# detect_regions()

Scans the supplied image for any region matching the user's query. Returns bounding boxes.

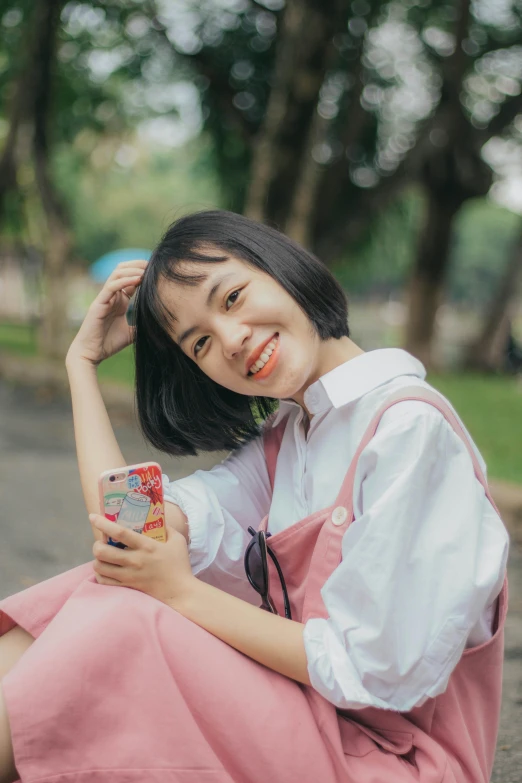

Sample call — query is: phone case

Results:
[98,462,167,548]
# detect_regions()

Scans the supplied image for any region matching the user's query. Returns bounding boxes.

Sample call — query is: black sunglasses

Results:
[244,526,292,620]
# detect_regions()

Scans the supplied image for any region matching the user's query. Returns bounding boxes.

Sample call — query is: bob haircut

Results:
[134,210,350,456]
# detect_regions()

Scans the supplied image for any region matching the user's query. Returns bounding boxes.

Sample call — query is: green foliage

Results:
[53,136,222,263]
[449,200,522,305]
[331,189,521,307]
[331,186,422,296]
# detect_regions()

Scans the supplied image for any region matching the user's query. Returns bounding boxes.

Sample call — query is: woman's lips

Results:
[249,335,280,381]
[245,332,278,375]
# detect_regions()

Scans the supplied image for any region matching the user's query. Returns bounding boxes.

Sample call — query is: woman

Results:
[0,210,509,782]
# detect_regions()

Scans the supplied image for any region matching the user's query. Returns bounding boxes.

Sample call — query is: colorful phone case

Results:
[98,462,167,548]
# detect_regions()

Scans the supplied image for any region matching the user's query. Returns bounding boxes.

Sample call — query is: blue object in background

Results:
[89,248,152,283]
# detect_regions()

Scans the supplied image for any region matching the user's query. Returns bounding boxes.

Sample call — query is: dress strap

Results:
[301,384,503,623]
[263,413,288,493]
[335,384,500,519]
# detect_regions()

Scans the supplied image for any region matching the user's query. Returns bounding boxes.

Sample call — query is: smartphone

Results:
[98,461,167,549]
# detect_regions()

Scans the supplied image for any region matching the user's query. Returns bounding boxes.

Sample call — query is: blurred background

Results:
[0,1,522,774]
[1,0,521,480]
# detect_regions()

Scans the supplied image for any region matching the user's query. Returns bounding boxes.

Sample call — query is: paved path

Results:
[0,380,520,780]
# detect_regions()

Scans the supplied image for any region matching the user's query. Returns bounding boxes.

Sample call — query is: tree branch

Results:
[481,92,522,142]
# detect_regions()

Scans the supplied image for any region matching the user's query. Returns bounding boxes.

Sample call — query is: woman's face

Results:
[158,255,325,403]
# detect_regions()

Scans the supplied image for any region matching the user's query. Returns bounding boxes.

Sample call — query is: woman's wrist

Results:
[164,574,199,615]
[65,352,99,375]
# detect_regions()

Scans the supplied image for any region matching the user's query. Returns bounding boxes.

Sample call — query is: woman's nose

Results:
[220,323,251,359]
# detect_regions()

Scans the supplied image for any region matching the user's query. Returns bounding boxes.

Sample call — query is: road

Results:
[0,379,520,780]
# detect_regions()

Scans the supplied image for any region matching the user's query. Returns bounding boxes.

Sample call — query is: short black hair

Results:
[134,210,350,456]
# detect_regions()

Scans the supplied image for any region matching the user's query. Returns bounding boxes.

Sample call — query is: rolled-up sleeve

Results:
[303,404,509,712]
[162,435,271,602]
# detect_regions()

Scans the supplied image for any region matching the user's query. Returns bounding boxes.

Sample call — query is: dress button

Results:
[331,506,348,526]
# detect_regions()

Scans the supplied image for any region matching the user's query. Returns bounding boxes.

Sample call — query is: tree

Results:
[162,0,522,368]
[463,222,522,372]
[0,0,153,356]
[401,0,522,367]
[0,0,73,358]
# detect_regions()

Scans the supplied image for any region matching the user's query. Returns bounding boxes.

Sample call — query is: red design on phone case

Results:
[99,462,166,546]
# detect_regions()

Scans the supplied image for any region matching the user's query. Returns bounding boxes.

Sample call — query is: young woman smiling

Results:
[0,211,509,783]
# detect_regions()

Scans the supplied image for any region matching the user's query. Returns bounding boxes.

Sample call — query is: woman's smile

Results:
[247,334,280,379]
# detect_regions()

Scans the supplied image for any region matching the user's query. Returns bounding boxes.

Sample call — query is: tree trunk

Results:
[403,0,489,369]
[0,4,37,222]
[244,0,304,222]
[284,103,329,247]
[31,0,72,359]
[404,193,460,369]
[463,224,522,372]
[284,36,339,247]
[245,0,346,228]
[0,0,70,359]
[38,218,71,357]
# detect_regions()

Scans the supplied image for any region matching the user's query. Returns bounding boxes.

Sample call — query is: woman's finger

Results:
[96,275,143,306]
[104,262,148,284]
[93,560,124,581]
[108,267,146,282]
[114,259,149,269]
[89,514,151,551]
[94,572,122,587]
[92,540,130,565]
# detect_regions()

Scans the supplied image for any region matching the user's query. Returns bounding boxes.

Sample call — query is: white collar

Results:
[271,348,426,425]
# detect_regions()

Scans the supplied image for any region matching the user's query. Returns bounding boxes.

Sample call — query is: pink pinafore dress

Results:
[0,386,507,783]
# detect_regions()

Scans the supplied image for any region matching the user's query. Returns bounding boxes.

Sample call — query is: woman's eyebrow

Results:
[177,272,236,348]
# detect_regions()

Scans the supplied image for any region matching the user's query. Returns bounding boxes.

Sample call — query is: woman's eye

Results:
[226,290,241,309]
[194,336,208,356]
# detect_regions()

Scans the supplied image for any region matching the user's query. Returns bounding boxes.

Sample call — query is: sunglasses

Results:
[244,526,292,620]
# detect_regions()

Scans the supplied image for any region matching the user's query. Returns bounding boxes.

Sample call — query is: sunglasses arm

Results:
[267,547,292,620]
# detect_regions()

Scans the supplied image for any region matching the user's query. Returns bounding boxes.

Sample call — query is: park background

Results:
[0,0,521,778]
[0,0,522,485]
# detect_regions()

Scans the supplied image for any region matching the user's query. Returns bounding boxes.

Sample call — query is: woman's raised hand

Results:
[66,259,148,367]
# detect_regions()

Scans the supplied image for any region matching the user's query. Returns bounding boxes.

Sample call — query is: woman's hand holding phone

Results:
[93,462,192,602]
[89,514,194,604]
[66,258,148,368]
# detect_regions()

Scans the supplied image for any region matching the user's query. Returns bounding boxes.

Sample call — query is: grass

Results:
[0,321,135,385]
[0,321,39,357]
[427,372,522,486]
[97,346,136,386]
[0,321,520,484]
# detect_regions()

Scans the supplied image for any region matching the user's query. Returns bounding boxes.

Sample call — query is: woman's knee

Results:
[0,626,34,681]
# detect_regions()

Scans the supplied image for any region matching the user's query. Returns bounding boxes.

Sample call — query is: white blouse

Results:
[162,348,509,712]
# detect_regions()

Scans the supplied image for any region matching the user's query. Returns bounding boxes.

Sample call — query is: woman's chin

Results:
[259,374,309,403]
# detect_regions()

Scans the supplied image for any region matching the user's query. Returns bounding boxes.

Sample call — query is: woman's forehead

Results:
[156,256,261,329]
[158,257,256,300]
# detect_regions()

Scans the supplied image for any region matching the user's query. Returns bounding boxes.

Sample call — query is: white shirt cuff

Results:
[162,473,219,574]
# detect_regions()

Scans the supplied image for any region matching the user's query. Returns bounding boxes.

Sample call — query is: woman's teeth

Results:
[249,336,278,375]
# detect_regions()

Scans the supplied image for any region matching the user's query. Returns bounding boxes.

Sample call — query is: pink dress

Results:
[0,385,507,782]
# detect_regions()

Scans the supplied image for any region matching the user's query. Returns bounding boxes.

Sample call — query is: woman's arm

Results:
[173,579,311,685]
[66,357,125,520]
[91,513,310,685]
[65,259,189,544]
[66,357,189,544]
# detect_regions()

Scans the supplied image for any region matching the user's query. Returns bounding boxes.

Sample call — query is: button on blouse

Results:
[162,348,509,712]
